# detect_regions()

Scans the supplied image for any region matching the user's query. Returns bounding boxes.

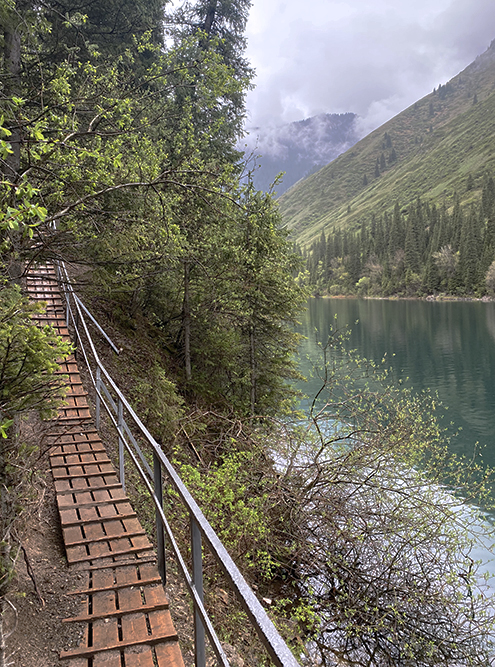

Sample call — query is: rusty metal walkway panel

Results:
[26,265,185,667]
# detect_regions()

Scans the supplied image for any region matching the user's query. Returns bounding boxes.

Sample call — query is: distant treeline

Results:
[302,173,495,297]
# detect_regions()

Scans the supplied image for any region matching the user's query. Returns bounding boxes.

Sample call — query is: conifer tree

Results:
[169,0,254,160]
[334,228,343,258]
[404,207,421,273]
[482,174,495,217]
[460,205,482,292]
[388,202,403,259]
[450,194,464,250]
[423,254,440,293]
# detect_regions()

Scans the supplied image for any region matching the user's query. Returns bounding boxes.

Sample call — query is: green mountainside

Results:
[280,39,495,248]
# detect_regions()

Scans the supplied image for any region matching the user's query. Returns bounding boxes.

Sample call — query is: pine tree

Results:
[317,229,327,266]
[388,202,403,258]
[345,236,361,287]
[482,175,495,217]
[479,205,495,286]
[450,194,464,250]
[169,0,254,159]
[334,228,343,258]
[459,205,481,292]
[374,215,386,258]
[423,255,440,293]
[404,207,421,273]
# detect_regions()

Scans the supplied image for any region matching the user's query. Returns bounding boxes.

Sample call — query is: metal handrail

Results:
[55,263,300,667]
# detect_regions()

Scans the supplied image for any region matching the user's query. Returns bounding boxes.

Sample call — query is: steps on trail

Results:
[26,266,185,667]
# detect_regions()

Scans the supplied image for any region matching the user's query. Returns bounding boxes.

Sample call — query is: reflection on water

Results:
[296,297,495,467]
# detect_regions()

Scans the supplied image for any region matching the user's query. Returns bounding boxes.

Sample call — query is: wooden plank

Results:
[155,642,186,667]
[28,267,185,667]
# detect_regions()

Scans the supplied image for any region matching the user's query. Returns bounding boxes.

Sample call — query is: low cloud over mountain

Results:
[242,112,359,195]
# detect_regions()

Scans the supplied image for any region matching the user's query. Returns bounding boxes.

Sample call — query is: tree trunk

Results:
[203,0,217,37]
[250,326,256,415]
[183,260,192,382]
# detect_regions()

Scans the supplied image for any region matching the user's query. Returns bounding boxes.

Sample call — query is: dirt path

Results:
[6,453,85,667]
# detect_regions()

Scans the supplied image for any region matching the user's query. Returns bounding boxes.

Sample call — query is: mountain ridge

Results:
[243,112,359,195]
[280,39,495,247]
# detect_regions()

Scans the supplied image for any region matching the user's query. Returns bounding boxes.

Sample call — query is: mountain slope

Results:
[243,113,358,195]
[280,40,495,247]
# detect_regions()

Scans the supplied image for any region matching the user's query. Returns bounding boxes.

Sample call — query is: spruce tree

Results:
[388,202,403,259]
[169,0,254,160]
[451,194,464,250]
[404,207,421,273]
[459,205,480,292]
[30,0,166,62]
[482,175,495,217]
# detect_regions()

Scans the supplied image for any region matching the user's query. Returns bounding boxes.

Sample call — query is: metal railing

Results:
[55,263,300,667]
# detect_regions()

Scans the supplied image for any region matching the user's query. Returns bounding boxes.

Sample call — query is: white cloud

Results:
[244,0,495,132]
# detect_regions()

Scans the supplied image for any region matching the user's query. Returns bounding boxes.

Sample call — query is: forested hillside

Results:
[281,40,495,296]
[0,0,307,658]
[303,175,495,297]
[3,3,495,666]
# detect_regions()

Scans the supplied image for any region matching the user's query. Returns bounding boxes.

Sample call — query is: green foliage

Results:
[31,0,167,61]
[277,327,495,666]
[130,362,184,445]
[3,8,495,666]
[0,284,72,622]
[0,2,305,416]
[177,447,277,575]
[304,181,495,297]
[0,287,72,422]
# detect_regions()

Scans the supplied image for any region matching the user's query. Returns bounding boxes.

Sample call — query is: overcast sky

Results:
[244,0,495,135]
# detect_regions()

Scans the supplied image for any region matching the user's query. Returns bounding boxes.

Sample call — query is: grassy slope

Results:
[280,41,495,247]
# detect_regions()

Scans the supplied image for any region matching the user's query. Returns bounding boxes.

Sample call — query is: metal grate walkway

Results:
[26,265,185,667]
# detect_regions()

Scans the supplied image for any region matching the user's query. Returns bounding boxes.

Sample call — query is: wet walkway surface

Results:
[26,265,185,667]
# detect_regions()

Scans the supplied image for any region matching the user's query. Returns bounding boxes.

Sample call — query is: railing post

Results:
[154,451,166,584]
[95,366,101,431]
[118,398,125,493]
[64,291,70,328]
[74,310,79,360]
[191,517,206,667]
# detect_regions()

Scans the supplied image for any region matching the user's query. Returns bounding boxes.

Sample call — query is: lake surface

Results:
[296,297,495,469]
[295,297,495,616]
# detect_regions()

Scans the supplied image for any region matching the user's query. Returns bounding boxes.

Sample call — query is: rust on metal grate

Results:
[26,266,185,667]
